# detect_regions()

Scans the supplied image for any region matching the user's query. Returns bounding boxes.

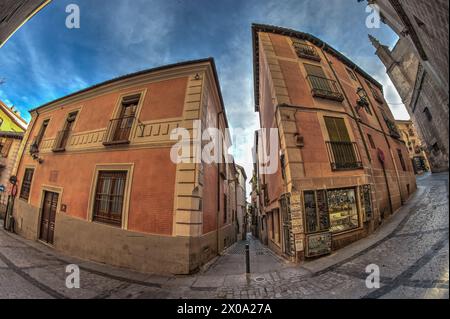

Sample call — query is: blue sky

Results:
[0,0,409,180]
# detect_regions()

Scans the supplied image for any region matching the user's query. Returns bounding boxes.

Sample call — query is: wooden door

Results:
[39,191,59,244]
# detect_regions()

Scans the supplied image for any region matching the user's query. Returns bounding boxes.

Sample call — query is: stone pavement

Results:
[0,172,448,299]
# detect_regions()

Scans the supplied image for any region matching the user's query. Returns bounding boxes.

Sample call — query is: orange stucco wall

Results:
[28,77,189,138]
[18,141,177,236]
[256,30,416,217]
[17,76,189,236]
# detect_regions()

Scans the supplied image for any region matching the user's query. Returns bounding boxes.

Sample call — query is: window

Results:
[367,134,376,149]
[324,116,362,170]
[20,168,34,200]
[0,138,13,157]
[328,188,359,233]
[304,190,330,233]
[35,119,50,148]
[293,39,321,61]
[365,80,384,104]
[93,171,127,226]
[346,68,357,81]
[397,149,407,171]
[104,94,140,145]
[304,64,344,102]
[423,107,432,121]
[53,111,78,151]
[304,188,359,234]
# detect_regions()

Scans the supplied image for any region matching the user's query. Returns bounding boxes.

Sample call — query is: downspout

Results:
[234,168,238,240]
[216,111,223,255]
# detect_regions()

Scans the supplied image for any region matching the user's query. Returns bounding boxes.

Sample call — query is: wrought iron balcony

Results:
[294,43,321,61]
[307,75,345,102]
[52,129,72,152]
[384,118,401,139]
[326,141,363,171]
[103,115,136,146]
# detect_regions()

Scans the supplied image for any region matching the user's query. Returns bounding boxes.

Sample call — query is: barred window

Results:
[20,168,34,200]
[93,171,127,226]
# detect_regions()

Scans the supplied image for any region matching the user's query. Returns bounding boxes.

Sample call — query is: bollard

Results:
[245,243,250,274]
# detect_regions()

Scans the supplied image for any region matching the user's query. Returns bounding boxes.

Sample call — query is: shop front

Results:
[303,185,373,258]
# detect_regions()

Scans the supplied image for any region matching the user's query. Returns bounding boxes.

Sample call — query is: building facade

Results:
[250,130,268,245]
[252,24,416,262]
[0,0,51,48]
[235,164,247,240]
[0,101,27,215]
[396,119,429,174]
[367,0,449,172]
[10,58,239,275]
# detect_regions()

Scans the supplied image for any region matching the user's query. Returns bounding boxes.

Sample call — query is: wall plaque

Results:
[306,232,332,257]
[295,236,304,252]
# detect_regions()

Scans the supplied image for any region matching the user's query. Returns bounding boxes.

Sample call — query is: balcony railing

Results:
[307,75,345,102]
[384,118,401,139]
[103,116,136,146]
[52,129,72,152]
[326,141,363,171]
[294,43,321,61]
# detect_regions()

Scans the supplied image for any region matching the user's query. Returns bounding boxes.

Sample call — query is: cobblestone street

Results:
[0,173,448,299]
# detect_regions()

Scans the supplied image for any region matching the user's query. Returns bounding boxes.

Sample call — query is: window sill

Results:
[52,148,66,153]
[297,52,321,62]
[330,164,364,171]
[92,219,122,228]
[103,140,130,146]
[311,89,345,102]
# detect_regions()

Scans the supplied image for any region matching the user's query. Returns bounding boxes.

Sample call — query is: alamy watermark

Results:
[365,3,381,29]
[66,4,80,29]
[169,120,280,175]
[65,264,80,289]
[365,264,380,289]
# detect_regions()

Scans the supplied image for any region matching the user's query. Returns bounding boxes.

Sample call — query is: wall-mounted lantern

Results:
[29,142,44,164]
[356,87,369,112]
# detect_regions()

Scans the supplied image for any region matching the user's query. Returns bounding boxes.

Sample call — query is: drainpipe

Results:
[234,166,238,241]
[216,111,223,255]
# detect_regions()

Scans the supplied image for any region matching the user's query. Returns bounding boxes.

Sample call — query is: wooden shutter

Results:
[304,64,325,77]
[36,119,49,147]
[324,116,351,142]
[1,139,13,157]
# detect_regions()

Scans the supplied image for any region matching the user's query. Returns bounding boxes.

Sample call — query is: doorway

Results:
[39,191,59,245]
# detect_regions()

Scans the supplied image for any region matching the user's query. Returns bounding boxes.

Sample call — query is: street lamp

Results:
[356,87,369,112]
